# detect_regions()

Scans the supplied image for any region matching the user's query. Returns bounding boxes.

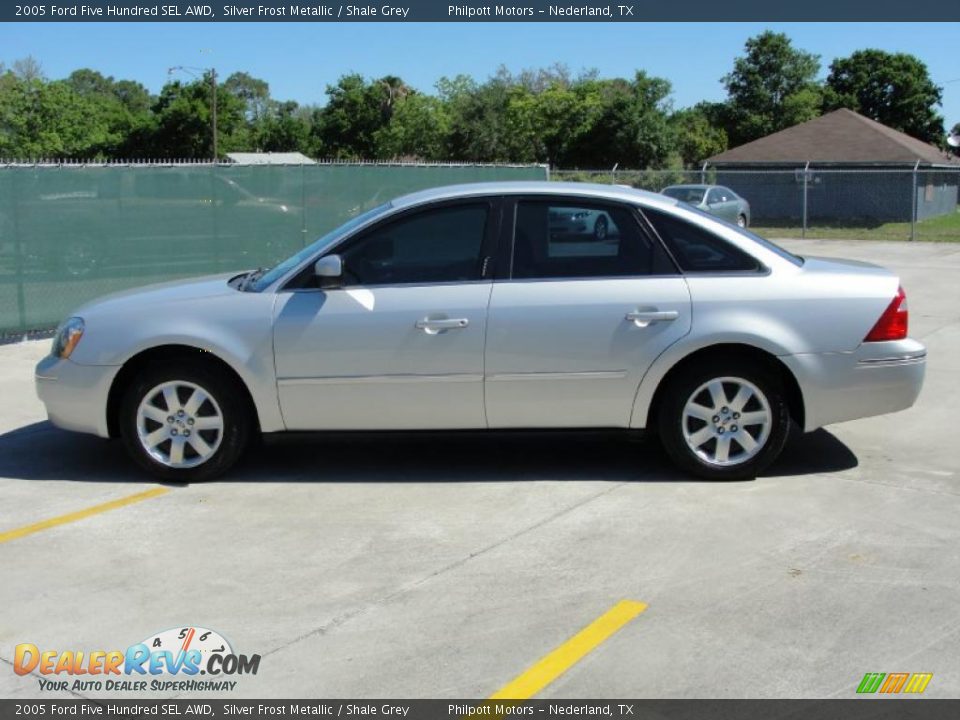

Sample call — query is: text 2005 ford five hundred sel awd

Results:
[35,182,926,481]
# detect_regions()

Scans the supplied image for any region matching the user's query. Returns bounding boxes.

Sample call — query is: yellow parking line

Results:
[489,599,648,700]
[0,487,170,545]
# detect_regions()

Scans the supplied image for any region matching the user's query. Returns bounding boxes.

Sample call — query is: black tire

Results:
[593,214,609,240]
[737,214,748,228]
[119,361,251,481]
[657,358,790,480]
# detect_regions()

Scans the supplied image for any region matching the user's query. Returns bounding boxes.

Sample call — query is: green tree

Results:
[144,73,245,158]
[223,71,270,122]
[823,49,944,144]
[375,93,450,159]
[64,69,153,157]
[314,74,414,158]
[0,73,112,158]
[563,73,675,168]
[670,106,728,167]
[721,31,822,146]
[254,100,309,152]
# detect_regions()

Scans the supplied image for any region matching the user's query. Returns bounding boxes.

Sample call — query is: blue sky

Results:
[4,22,960,128]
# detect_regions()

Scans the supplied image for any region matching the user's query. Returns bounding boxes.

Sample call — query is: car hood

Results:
[74,272,240,317]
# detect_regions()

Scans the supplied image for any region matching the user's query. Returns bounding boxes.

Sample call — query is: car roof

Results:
[663,184,714,190]
[391,181,680,211]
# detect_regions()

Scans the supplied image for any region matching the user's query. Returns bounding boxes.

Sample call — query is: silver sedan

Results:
[662,184,752,227]
[35,182,925,481]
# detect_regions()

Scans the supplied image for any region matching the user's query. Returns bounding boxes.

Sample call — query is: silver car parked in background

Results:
[662,184,752,227]
[36,182,925,481]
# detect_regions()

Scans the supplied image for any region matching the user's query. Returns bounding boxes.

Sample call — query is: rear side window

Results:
[511,200,674,280]
[642,208,760,273]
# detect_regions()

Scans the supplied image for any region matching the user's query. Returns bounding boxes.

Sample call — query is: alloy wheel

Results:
[681,376,771,467]
[136,380,224,469]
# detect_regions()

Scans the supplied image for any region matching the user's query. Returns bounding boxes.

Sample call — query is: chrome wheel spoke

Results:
[141,404,168,424]
[685,403,714,422]
[707,381,727,411]
[183,388,207,416]
[143,427,168,449]
[730,385,753,412]
[187,433,214,459]
[193,416,223,431]
[687,426,714,448]
[715,436,731,463]
[739,410,769,426]
[168,436,186,465]
[737,431,758,453]
[162,386,181,413]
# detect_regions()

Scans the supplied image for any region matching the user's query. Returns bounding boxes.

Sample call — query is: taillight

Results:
[864,286,908,342]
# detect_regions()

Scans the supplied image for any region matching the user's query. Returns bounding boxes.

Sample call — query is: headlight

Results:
[51,317,85,359]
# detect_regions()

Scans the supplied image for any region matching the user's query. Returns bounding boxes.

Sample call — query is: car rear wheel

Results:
[119,362,251,481]
[657,360,790,480]
[737,214,748,228]
[593,215,608,240]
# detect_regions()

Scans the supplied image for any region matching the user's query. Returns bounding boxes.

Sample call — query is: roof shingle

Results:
[707,109,958,166]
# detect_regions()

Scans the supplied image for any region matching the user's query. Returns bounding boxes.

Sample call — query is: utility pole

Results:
[211,68,218,161]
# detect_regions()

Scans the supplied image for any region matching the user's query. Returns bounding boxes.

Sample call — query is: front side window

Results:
[339,203,489,286]
[642,208,761,273]
[511,200,674,279]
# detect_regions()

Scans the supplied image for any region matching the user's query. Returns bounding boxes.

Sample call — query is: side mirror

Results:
[314,254,343,287]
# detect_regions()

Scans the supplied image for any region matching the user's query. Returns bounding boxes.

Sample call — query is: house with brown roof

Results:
[705,109,959,223]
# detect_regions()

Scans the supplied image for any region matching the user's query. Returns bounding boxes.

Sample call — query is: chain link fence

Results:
[0,161,547,337]
[552,166,960,243]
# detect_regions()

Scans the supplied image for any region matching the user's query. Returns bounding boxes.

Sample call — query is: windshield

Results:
[682,204,804,266]
[249,203,392,291]
[663,187,705,204]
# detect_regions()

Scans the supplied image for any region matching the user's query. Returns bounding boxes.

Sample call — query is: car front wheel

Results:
[657,360,790,480]
[119,362,251,481]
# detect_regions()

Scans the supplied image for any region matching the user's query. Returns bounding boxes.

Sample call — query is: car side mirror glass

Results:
[314,255,343,287]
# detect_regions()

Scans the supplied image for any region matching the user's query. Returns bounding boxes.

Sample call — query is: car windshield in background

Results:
[249,203,393,291]
[663,187,705,203]
[682,204,804,266]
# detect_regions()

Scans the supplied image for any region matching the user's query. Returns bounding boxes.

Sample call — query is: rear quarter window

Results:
[642,207,760,273]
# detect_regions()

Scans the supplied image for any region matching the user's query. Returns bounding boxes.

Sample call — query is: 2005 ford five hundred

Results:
[36,182,926,481]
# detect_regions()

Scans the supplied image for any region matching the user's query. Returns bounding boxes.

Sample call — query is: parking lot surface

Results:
[1,238,958,700]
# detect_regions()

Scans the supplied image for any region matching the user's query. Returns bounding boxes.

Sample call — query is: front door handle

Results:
[625,310,679,327]
[416,318,469,334]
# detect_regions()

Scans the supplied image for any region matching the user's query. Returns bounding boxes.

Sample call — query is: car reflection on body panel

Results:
[662,184,751,227]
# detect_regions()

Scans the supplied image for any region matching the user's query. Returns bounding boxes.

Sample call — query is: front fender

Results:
[70,292,286,433]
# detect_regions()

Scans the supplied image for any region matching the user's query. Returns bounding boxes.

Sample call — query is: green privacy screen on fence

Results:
[0,162,547,336]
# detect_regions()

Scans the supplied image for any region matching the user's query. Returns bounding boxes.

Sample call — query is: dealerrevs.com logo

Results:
[14,626,260,693]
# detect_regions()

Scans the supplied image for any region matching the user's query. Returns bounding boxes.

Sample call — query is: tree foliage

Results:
[823,49,944,144]
[720,31,822,146]
[0,38,949,165]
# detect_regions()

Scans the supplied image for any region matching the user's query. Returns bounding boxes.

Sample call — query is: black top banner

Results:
[5,0,960,21]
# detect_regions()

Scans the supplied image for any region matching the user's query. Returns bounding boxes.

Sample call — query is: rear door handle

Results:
[416,318,470,334]
[625,310,679,327]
